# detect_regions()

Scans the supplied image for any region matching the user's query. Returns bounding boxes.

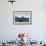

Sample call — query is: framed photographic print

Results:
[13,11,32,25]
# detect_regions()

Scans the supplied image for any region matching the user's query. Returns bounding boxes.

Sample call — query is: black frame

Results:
[13,11,32,25]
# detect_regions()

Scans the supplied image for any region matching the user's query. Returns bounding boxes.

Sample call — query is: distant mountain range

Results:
[15,16,29,22]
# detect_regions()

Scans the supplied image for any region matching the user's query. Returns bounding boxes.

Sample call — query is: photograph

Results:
[13,11,32,25]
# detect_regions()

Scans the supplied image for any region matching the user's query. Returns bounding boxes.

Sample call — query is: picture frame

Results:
[13,11,32,25]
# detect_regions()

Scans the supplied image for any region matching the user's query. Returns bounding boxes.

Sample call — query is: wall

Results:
[0,0,46,41]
